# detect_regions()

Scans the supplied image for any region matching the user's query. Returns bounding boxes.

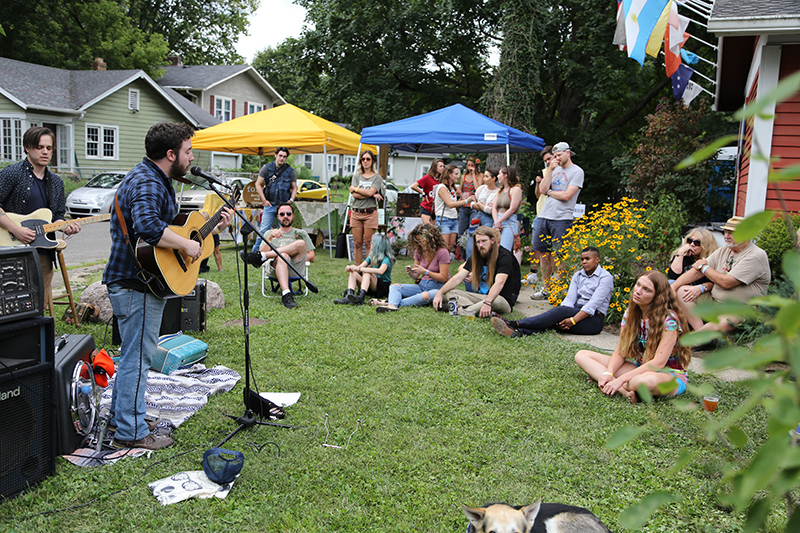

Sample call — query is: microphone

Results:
[190,166,231,189]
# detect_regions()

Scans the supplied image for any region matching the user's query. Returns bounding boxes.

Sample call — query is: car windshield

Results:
[86,173,124,189]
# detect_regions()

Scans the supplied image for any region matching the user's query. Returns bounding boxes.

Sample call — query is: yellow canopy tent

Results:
[192,104,376,256]
[192,103,374,155]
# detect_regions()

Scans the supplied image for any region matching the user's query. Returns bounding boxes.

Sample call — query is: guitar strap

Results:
[113,194,165,294]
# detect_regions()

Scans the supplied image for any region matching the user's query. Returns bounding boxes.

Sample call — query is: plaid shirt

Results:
[0,158,67,220]
[102,157,178,287]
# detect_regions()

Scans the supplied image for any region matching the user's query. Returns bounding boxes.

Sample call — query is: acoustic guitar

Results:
[135,192,236,298]
[0,208,110,248]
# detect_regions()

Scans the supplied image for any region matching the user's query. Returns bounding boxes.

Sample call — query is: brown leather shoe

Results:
[491,316,520,338]
[113,432,174,450]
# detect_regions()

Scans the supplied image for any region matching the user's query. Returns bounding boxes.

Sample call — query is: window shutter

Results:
[231,99,236,119]
[244,101,249,115]
[209,95,215,115]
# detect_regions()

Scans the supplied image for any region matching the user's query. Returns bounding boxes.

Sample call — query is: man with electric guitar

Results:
[102,122,232,451]
[0,126,82,310]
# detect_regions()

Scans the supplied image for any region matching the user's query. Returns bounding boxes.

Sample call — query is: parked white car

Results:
[176,177,253,213]
[66,171,126,217]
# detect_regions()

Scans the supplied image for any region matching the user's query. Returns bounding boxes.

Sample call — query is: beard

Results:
[169,158,189,181]
[279,216,293,228]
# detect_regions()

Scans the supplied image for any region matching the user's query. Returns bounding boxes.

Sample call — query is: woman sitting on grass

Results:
[334,234,395,305]
[376,224,450,312]
[574,271,691,404]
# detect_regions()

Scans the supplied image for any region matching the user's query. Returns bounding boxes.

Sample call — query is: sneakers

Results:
[491,316,520,338]
[240,251,266,267]
[112,432,174,451]
[531,290,549,300]
[281,292,297,309]
[522,272,537,285]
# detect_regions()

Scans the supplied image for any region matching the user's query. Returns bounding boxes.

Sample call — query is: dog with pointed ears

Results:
[462,500,611,533]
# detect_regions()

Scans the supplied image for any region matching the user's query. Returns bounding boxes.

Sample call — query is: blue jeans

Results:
[388,279,443,307]
[457,206,472,237]
[497,213,518,251]
[252,204,278,252]
[107,283,167,441]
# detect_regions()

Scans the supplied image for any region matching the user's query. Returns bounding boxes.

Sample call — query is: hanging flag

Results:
[624,0,671,66]
[613,1,627,50]
[672,63,694,100]
[681,49,699,65]
[681,81,703,106]
[664,1,691,77]
[645,0,672,58]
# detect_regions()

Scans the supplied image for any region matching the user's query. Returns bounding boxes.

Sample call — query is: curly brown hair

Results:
[407,223,448,260]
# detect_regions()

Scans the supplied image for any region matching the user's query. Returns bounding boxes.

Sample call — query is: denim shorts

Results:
[437,216,459,235]
[532,218,573,253]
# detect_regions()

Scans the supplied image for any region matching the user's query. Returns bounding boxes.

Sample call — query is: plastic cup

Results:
[703,395,720,412]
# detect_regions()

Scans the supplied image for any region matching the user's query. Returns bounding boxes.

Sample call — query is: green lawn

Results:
[0,248,776,532]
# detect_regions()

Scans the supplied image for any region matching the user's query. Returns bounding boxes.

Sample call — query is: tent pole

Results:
[324,146,333,258]
[506,143,510,165]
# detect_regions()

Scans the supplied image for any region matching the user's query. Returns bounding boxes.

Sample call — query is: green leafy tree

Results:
[615,96,736,223]
[125,0,258,65]
[252,37,322,113]
[258,0,501,129]
[0,0,169,76]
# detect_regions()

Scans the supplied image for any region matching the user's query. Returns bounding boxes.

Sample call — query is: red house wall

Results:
[769,44,800,213]
[736,74,758,217]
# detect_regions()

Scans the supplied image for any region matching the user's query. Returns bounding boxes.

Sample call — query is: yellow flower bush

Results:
[530,197,653,324]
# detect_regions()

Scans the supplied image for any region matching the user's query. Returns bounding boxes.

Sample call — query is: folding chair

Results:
[262,260,310,297]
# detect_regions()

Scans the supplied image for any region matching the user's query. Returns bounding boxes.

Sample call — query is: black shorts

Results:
[369,279,391,298]
[420,206,435,220]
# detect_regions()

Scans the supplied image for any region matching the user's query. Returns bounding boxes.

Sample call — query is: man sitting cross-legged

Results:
[491,247,613,338]
[432,226,521,317]
[241,202,315,309]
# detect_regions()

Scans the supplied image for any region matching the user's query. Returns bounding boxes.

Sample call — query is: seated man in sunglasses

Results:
[672,216,770,332]
[241,203,315,309]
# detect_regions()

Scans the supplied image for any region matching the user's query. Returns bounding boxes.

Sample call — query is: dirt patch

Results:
[52,263,106,294]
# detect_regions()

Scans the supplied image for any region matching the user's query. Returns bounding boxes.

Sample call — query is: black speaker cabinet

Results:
[0,316,55,375]
[0,247,43,325]
[112,279,207,343]
[53,335,96,457]
[0,361,55,500]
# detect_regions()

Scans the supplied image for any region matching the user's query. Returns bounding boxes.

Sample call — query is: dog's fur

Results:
[462,501,611,533]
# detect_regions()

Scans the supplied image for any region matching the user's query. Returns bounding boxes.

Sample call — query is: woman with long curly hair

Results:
[574,271,691,404]
[376,224,450,312]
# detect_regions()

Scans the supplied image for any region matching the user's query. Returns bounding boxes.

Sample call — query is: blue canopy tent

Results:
[359,103,545,159]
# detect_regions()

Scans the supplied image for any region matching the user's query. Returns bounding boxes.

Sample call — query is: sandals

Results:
[369,299,389,307]
[376,305,398,313]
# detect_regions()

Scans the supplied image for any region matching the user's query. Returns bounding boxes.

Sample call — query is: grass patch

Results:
[1,249,772,531]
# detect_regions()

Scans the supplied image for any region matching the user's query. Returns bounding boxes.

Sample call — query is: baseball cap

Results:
[552,142,575,155]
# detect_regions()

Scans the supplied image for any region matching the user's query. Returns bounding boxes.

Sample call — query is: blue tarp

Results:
[359,104,545,154]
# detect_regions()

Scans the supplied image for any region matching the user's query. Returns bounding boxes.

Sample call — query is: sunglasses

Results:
[361,157,372,161]
[278,212,293,217]
[686,238,701,246]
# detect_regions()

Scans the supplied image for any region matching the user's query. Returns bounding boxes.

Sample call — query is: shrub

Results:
[754,211,800,275]
[540,197,651,324]
[639,193,687,266]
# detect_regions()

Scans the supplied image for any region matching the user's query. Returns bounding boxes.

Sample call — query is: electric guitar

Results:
[0,208,110,248]
[135,192,237,298]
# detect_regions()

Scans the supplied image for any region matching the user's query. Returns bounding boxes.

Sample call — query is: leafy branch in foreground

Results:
[608,72,800,532]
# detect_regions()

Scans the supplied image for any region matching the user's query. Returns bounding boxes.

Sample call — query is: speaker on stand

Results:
[53,334,97,457]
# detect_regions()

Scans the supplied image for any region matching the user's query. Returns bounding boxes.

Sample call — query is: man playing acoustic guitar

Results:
[103,122,231,450]
[0,126,82,309]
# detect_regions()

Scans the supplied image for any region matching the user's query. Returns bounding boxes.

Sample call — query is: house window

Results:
[85,124,118,160]
[326,155,338,173]
[0,118,24,162]
[215,97,232,121]
[248,103,264,114]
[303,154,313,169]
[128,89,140,112]
[344,156,356,174]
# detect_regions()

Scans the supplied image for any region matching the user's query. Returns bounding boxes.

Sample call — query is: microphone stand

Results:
[202,181,305,446]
